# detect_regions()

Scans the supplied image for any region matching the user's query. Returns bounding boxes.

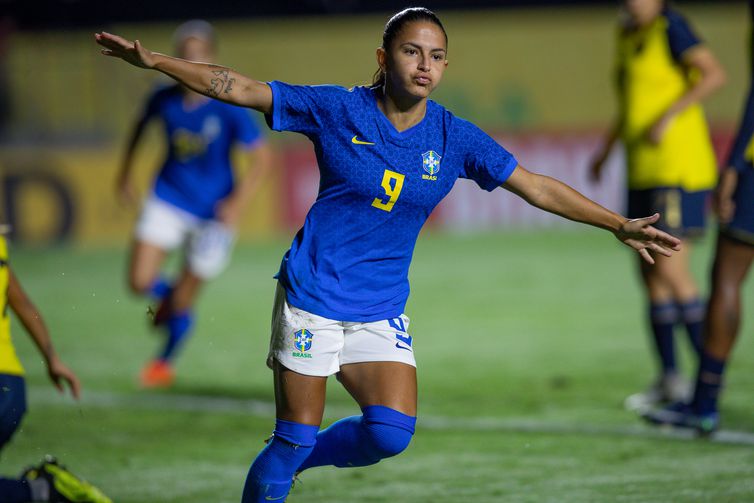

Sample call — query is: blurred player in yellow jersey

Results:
[0,228,110,502]
[590,0,726,410]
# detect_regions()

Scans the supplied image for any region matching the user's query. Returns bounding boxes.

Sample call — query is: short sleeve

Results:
[665,10,702,62]
[231,108,264,148]
[457,120,518,191]
[266,81,344,136]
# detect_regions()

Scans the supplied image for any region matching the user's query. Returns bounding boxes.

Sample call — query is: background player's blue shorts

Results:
[0,374,26,450]
[628,187,709,239]
[721,168,754,246]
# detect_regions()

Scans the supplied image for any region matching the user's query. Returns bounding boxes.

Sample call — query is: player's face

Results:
[177,37,215,63]
[624,0,664,27]
[380,21,448,101]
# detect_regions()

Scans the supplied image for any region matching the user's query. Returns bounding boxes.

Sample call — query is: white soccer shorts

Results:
[266,284,417,377]
[134,196,236,279]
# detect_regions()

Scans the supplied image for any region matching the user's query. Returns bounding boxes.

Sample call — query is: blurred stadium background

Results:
[1,1,753,502]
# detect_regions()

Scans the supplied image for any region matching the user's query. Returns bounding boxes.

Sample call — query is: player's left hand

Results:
[47,356,82,400]
[647,115,672,145]
[614,213,682,265]
[215,197,243,228]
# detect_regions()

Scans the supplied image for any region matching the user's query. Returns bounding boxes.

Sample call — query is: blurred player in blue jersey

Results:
[591,0,726,411]
[0,226,111,502]
[97,8,682,501]
[644,0,754,434]
[116,21,272,388]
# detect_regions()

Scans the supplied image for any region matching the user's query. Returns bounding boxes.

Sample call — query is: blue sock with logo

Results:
[242,419,318,503]
[691,352,726,415]
[158,311,193,362]
[0,478,32,503]
[679,298,705,357]
[297,405,416,472]
[649,302,678,374]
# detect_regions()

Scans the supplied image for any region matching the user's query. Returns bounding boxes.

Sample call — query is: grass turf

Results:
[3,230,754,502]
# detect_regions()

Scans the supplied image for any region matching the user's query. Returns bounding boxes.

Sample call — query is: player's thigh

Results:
[0,374,26,449]
[128,240,170,292]
[337,362,417,417]
[711,234,754,296]
[337,315,418,416]
[272,360,327,426]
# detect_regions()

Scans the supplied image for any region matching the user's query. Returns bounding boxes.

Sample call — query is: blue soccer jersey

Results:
[145,85,263,218]
[267,82,518,322]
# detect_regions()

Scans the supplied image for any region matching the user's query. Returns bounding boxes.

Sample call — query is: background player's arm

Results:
[7,269,81,399]
[648,46,726,144]
[589,118,621,182]
[116,109,152,206]
[216,142,273,227]
[502,165,681,264]
[95,32,273,113]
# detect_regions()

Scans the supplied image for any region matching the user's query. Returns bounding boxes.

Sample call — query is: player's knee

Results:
[128,274,153,296]
[362,406,416,461]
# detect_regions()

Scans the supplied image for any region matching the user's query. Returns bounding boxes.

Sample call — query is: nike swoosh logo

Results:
[351,135,375,145]
[265,495,286,501]
[395,343,412,351]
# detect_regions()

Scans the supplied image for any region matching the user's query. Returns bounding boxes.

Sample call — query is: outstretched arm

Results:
[95,32,273,113]
[8,269,81,399]
[502,165,681,264]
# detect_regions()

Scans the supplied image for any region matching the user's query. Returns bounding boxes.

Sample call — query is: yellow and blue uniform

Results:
[722,1,754,245]
[0,235,28,450]
[616,8,716,235]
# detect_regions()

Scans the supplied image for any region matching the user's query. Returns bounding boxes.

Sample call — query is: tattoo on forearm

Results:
[207,69,236,97]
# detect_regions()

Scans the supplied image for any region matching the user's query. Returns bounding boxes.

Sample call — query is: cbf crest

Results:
[422,151,441,181]
[292,329,314,359]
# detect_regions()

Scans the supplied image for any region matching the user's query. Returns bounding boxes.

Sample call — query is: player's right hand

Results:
[713,168,738,223]
[95,32,155,69]
[47,356,82,400]
[116,176,139,207]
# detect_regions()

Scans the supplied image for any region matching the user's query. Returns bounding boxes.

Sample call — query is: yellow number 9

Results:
[371,169,405,212]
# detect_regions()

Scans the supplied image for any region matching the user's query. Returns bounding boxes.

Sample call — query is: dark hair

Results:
[371,7,448,88]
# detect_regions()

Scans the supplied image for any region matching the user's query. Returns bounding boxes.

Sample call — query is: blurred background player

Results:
[96,7,681,501]
[590,0,726,411]
[644,0,754,433]
[0,227,110,503]
[116,20,271,388]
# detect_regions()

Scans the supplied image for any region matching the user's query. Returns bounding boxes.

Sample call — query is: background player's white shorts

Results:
[266,284,416,377]
[135,196,236,279]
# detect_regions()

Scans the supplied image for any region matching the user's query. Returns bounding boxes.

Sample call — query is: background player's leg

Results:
[297,362,417,472]
[691,234,754,416]
[0,374,35,503]
[150,267,203,364]
[127,240,169,297]
[242,360,325,503]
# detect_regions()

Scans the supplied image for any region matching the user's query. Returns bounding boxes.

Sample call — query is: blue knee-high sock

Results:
[147,276,172,300]
[691,352,726,415]
[158,311,193,362]
[297,405,416,472]
[679,299,705,358]
[0,478,32,503]
[242,419,318,503]
[649,302,678,375]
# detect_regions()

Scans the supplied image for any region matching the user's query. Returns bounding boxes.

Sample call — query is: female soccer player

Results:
[116,20,272,388]
[0,228,110,502]
[644,0,754,433]
[97,8,681,501]
[590,0,726,411]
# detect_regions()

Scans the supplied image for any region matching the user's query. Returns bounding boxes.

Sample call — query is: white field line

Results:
[29,386,754,447]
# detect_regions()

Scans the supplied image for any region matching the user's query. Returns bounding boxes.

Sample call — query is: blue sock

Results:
[158,311,193,362]
[147,276,172,300]
[679,299,705,358]
[0,478,32,503]
[691,352,726,415]
[242,419,318,503]
[297,405,416,472]
[649,302,678,375]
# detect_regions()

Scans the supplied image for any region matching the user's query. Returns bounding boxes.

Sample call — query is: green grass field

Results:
[4,230,754,502]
